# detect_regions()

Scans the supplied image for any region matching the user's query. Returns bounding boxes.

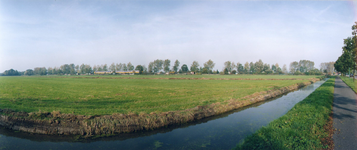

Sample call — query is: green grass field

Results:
[235,77,335,150]
[0,75,322,115]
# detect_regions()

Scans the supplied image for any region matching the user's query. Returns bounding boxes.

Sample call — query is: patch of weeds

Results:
[154,140,163,149]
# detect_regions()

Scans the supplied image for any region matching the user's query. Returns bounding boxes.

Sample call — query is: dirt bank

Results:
[0,78,322,137]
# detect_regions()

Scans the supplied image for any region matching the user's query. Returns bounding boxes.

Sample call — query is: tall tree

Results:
[181,64,189,73]
[116,63,123,71]
[263,63,270,72]
[122,63,127,71]
[254,59,264,73]
[69,64,75,75]
[237,62,244,74]
[148,62,154,73]
[80,64,86,73]
[75,65,79,73]
[103,64,108,71]
[282,64,288,74]
[204,59,215,71]
[84,64,92,74]
[249,62,255,74]
[25,69,34,76]
[153,59,164,73]
[244,62,249,74]
[289,61,299,74]
[93,65,98,72]
[164,59,171,72]
[109,63,116,71]
[135,65,144,74]
[2,69,20,76]
[173,60,180,73]
[47,67,53,75]
[352,22,357,79]
[335,55,348,74]
[127,62,134,71]
[224,61,235,73]
[271,65,276,73]
[98,65,103,71]
[190,61,199,72]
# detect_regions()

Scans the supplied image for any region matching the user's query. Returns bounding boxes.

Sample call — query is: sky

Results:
[0,0,356,72]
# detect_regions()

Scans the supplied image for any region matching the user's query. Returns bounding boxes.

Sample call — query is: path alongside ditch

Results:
[333,77,357,150]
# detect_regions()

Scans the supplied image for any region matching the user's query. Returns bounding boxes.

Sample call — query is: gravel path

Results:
[333,77,357,150]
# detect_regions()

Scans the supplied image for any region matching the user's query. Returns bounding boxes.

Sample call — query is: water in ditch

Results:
[0,79,327,150]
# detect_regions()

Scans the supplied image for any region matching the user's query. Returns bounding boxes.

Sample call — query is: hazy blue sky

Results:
[0,0,356,72]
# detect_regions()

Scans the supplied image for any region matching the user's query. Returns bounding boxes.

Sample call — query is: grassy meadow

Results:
[0,75,322,115]
[235,77,335,150]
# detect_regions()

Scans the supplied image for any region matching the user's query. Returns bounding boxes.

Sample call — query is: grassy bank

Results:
[340,76,356,93]
[235,77,335,150]
[0,76,320,116]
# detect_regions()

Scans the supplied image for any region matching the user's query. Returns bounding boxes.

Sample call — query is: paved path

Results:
[333,77,357,150]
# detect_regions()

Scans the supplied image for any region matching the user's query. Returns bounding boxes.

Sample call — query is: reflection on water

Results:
[0,80,326,150]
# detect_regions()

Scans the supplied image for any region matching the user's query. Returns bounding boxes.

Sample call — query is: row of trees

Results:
[4,59,325,76]
[1,69,22,76]
[222,60,287,74]
[146,59,288,75]
[320,62,335,75]
[334,22,357,76]
[288,60,323,75]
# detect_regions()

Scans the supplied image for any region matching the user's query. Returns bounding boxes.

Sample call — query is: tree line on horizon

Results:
[2,59,328,76]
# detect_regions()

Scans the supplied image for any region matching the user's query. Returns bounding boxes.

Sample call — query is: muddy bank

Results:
[0,78,322,137]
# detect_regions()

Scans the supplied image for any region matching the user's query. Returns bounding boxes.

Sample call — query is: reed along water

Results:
[0,79,327,150]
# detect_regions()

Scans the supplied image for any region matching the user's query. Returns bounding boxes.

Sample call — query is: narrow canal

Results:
[0,79,326,150]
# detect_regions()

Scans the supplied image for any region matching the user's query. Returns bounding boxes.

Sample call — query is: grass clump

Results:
[235,77,335,150]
